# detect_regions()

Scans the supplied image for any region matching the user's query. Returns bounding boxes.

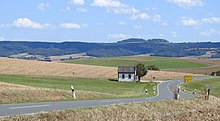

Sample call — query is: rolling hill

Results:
[1,38,220,58]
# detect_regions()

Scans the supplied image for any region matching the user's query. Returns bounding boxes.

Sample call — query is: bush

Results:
[210,72,216,76]
[147,65,159,71]
[210,71,220,76]
[216,71,220,76]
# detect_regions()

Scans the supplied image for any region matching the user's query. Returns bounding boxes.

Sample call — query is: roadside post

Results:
[204,85,211,100]
[145,88,148,95]
[71,85,76,99]
[153,86,156,94]
[207,88,210,100]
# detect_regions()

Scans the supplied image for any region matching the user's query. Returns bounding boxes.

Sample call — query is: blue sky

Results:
[0,0,220,43]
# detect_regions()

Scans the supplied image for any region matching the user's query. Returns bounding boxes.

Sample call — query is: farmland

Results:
[0,57,202,80]
[64,55,208,69]
[0,74,157,103]
[167,57,220,75]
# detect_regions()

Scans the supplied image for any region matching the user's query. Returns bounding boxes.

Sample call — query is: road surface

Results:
[0,76,213,117]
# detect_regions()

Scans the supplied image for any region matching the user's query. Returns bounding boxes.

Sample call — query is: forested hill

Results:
[0,38,220,58]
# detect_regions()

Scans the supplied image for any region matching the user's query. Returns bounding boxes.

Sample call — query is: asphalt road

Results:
[0,76,213,117]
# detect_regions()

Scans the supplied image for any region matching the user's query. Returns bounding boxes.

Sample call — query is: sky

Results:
[0,0,220,43]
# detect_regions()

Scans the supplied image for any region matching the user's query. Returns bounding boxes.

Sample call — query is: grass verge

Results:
[182,77,220,97]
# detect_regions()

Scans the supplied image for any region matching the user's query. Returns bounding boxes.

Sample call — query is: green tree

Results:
[147,65,159,71]
[136,63,148,82]
[216,71,220,76]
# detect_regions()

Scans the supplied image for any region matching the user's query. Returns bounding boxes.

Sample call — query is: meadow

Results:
[64,56,208,69]
[183,77,220,97]
[0,74,158,102]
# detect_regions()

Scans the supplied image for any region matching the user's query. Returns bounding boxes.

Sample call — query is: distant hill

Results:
[0,38,220,58]
[117,38,147,43]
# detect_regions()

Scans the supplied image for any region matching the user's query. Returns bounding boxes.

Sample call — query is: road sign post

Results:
[184,75,192,83]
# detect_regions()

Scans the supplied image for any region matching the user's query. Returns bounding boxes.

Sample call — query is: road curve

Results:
[0,76,213,117]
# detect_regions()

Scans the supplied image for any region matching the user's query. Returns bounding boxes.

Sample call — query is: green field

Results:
[0,74,157,98]
[183,78,220,97]
[64,56,207,69]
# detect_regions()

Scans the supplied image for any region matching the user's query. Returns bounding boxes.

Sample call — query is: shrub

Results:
[147,65,159,71]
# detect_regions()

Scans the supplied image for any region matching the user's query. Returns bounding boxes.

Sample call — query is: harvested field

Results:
[167,65,220,75]
[2,96,220,121]
[0,58,116,79]
[142,70,203,80]
[0,58,202,80]
[0,82,116,104]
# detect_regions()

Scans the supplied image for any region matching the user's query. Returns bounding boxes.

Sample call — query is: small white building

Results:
[118,66,136,82]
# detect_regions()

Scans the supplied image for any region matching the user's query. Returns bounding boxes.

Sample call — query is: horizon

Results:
[0,38,218,43]
[0,0,220,43]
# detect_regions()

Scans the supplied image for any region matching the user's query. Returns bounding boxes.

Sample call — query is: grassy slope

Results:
[0,74,157,98]
[183,78,220,97]
[64,56,207,69]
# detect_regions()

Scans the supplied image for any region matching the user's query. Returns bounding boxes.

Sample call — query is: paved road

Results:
[0,76,214,117]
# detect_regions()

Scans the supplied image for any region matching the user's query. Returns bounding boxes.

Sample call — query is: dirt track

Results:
[0,58,202,80]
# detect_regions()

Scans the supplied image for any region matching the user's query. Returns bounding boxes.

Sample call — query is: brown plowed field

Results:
[0,58,202,80]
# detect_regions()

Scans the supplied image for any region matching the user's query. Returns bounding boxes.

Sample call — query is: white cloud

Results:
[131,13,150,20]
[117,21,126,25]
[109,33,128,39]
[146,7,158,11]
[92,0,138,14]
[92,0,162,23]
[70,0,85,5]
[152,14,161,22]
[161,22,168,26]
[200,29,220,36]
[201,17,220,24]
[92,0,124,7]
[11,18,52,29]
[77,8,88,12]
[37,3,50,11]
[134,25,142,30]
[60,23,81,29]
[107,7,139,14]
[167,0,204,8]
[159,33,165,37]
[61,6,72,12]
[170,31,177,37]
[0,34,4,41]
[180,16,220,27]
[96,22,104,26]
[180,17,200,26]
[81,23,88,28]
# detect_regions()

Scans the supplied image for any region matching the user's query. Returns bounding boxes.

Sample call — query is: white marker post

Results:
[71,85,76,99]
[145,88,148,95]
[153,86,156,94]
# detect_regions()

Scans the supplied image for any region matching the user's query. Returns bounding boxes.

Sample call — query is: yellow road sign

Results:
[184,75,192,83]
